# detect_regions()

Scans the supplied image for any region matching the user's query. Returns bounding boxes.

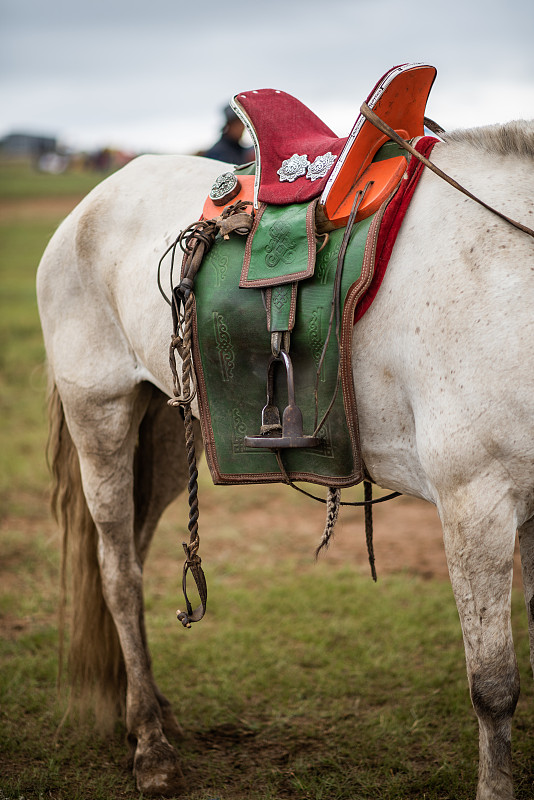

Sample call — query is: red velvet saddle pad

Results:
[232,88,344,206]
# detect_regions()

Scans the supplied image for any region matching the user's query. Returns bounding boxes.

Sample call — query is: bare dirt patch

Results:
[0,195,84,222]
[159,479,524,588]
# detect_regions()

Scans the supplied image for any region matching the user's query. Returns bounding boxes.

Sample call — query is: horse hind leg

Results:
[50,380,187,796]
[438,485,520,800]
[132,386,204,742]
[518,515,534,677]
[133,385,203,564]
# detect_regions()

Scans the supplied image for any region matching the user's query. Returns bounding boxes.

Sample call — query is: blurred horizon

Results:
[1,0,533,158]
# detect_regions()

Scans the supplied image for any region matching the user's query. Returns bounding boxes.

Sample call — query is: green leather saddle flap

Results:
[240,200,318,288]
[191,208,374,486]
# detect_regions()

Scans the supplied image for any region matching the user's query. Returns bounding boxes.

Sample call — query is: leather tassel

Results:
[315,487,341,558]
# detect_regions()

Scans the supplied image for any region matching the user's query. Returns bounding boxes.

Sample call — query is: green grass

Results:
[0,161,104,515]
[0,219,54,513]
[0,162,533,799]
[1,558,533,800]
[0,159,109,200]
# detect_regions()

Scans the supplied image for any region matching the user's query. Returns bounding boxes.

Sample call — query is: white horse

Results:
[36,120,534,799]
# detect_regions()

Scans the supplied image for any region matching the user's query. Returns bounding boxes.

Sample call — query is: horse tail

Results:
[48,382,126,729]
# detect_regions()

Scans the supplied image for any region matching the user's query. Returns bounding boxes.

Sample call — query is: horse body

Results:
[36,125,534,798]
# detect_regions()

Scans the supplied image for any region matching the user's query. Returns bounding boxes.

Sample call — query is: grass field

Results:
[0,160,533,799]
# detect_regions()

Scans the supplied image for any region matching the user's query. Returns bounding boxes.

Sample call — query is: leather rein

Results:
[360,102,534,240]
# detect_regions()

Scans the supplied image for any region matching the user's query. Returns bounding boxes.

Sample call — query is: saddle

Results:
[202,63,436,228]
[185,63,438,486]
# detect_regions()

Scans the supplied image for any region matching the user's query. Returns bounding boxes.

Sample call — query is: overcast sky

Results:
[1,0,533,155]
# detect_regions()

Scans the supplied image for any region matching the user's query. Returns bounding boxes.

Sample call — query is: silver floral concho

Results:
[306,151,337,181]
[277,153,310,183]
[277,152,337,183]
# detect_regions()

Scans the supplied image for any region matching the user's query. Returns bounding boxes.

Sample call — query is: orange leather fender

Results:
[322,64,436,226]
[323,155,407,228]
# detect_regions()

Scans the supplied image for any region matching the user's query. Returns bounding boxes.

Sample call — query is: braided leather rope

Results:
[168,202,254,627]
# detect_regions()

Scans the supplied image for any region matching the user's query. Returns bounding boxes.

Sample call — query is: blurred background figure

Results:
[202,104,254,165]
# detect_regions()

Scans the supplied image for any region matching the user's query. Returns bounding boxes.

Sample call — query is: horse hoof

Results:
[134,740,186,797]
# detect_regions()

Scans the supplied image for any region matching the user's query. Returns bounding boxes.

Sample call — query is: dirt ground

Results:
[164,478,525,589]
[0,195,83,221]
